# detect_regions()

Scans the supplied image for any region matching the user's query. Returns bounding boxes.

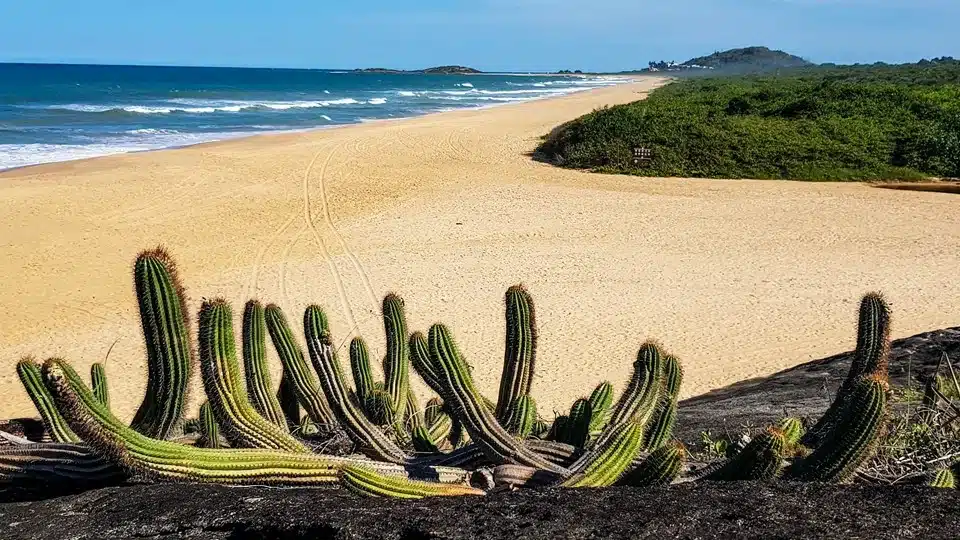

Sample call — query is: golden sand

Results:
[2,77,959,421]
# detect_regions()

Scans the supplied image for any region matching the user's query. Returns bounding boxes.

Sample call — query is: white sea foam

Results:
[367,98,388,105]
[44,98,364,115]
[455,82,474,88]
[320,115,332,121]
[396,91,418,97]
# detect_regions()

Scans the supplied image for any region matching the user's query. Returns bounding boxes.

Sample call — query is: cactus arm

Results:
[264,304,336,427]
[90,363,110,409]
[562,421,646,487]
[198,300,308,453]
[16,358,80,443]
[495,285,537,422]
[198,402,222,449]
[129,248,194,439]
[502,395,537,438]
[618,441,686,487]
[339,464,484,498]
[241,300,288,431]
[587,381,614,434]
[928,468,956,488]
[303,306,410,464]
[382,294,410,422]
[607,341,664,429]
[643,354,683,451]
[564,398,593,448]
[349,336,375,402]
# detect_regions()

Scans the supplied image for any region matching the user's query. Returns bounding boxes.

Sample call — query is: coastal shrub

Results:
[536,59,960,180]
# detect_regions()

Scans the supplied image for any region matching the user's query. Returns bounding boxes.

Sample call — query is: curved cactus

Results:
[704,427,787,481]
[16,358,80,443]
[264,304,336,427]
[424,398,444,426]
[303,305,409,464]
[492,464,562,489]
[787,374,889,483]
[90,363,109,409]
[928,468,955,488]
[198,299,308,453]
[495,285,537,423]
[562,421,646,487]
[803,293,890,446]
[339,464,484,499]
[382,294,410,422]
[299,416,320,436]
[0,443,124,486]
[597,341,663,449]
[242,300,288,431]
[427,323,568,474]
[643,354,683,451]
[588,381,614,434]
[349,336,375,402]
[502,395,537,438]
[129,248,194,439]
[198,401,222,449]
[619,440,686,487]
[564,398,593,448]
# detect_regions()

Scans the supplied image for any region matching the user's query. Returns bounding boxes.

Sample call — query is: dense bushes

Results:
[536,60,960,181]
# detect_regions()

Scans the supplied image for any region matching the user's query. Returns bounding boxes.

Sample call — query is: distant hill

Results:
[353,66,481,75]
[637,46,813,74]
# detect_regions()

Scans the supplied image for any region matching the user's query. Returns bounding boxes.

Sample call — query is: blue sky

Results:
[0,1,955,71]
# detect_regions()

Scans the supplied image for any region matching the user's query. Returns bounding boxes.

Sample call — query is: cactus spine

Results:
[16,358,80,443]
[198,401,222,449]
[495,285,537,424]
[562,421,645,487]
[198,299,307,453]
[242,300,287,431]
[90,363,109,409]
[349,337,375,402]
[129,248,193,439]
[643,354,683,451]
[704,427,787,481]
[264,304,336,427]
[339,464,484,498]
[428,323,568,474]
[303,305,409,464]
[619,440,686,487]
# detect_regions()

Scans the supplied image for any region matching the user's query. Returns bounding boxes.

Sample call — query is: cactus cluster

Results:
[4,250,904,499]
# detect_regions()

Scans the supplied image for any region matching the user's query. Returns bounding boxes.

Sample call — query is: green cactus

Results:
[264,304,336,428]
[16,358,80,443]
[596,341,663,449]
[502,395,537,438]
[198,299,308,453]
[562,421,646,487]
[620,440,686,487]
[787,374,889,483]
[803,293,890,446]
[90,363,109,409]
[198,401,222,449]
[704,427,787,481]
[564,398,593,448]
[779,417,805,446]
[588,381,614,434]
[349,336,375,401]
[928,468,955,488]
[303,305,409,464]
[427,323,569,474]
[643,354,683,451]
[382,294,410,422]
[424,397,444,426]
[299,416,320,436]
[495,285,537,424]
[339,464,485,498]
[363,388,396,426]
[242,300,288,431]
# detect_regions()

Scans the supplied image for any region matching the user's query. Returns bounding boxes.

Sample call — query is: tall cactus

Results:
[427,323,568,474]
[264,304,336,427]
[129,248,193,439]
[502,395,537,438]
[588,381,614,434]
[643,354,683,451]
[495,285,537,424]
[198,299,308,453]
[198,401,222,449]
[703,427,787,481]
[303,305,409,464]
[619,440,686,487]
[803,293,890,446]
[90,363,109,409]
[382,294,410,422]
[16,358,80,443]
[349,337,375,402]
[242,300,287,431]
[562,421,645,487]
[787,374,889,483]
[339,464,484,498]
[596,341,663,449]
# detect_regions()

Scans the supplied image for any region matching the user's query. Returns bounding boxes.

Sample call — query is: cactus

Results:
[90,363,109,409]
[198,401,222,449]
[547,415,569,442]
[198,299,308,452]
[129,248,194,440]
[502,395,537,438]
[495,285,537,424]
[265,304,336,427]
[303,305,410,464]
[928,468,955,488]
[779,417,805,446]
[349,336,375,402]
[382,294,410,422]
[619,440,686,487]
[424,398,444,426]
[596,341,663,449]
[643,354,683,451]
[363,388,396,427]
[242,300,288,431]
[16,358,80,443]
[704,427,787,481]
[427,323,569,474]
[588,381,614,434]
[339,464,484,498]
[564,398,593,448]
[562,421,645,487]
[803,293,890,446]
[492,464,563,489]
[0,443,124,486]
[787,374,889,483]
[299,416,320,436]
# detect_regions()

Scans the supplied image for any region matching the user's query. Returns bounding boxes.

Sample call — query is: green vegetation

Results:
[537,59,960,180]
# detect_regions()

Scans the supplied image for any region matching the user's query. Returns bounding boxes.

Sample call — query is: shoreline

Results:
[1,75,958,422]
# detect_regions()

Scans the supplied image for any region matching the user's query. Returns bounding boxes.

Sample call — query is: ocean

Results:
[0,63,628,170]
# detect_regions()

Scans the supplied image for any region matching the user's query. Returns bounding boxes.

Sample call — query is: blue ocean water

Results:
[0,63,628,170]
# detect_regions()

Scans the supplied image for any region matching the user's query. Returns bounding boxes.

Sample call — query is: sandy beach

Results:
[2,76,959,422]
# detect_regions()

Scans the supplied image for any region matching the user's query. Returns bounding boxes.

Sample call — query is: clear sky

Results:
[0,1,955,72]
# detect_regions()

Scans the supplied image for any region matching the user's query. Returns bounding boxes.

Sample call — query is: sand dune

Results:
[2,77,959,422]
